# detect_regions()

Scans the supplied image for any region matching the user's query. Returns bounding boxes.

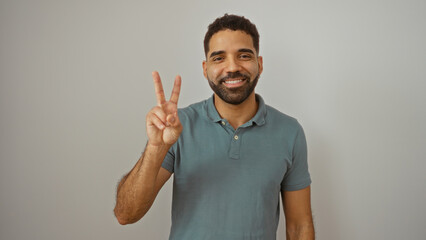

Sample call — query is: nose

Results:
[225,57,242,73]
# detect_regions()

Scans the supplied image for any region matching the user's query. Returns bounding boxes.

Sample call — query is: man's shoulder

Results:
[265,104,303,140]
[177,98,207,120]
[256,94,305,143]
[265,104,298,123]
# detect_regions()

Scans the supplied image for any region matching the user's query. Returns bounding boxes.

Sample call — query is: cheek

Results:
[247,63,259,75]
[208,66,222,79]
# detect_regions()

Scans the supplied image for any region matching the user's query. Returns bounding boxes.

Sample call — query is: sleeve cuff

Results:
[161,161,174,173]
[282,178,312,191]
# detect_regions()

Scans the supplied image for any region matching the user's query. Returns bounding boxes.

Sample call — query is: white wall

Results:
[1,0,425,239]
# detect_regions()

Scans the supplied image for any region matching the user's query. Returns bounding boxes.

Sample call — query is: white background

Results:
[1,0,425,239]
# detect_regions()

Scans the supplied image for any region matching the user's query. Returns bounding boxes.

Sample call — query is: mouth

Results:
[222,78,247,88]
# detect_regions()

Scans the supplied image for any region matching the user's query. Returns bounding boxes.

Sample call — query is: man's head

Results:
[203,14,263,105]
[204,14,260,57]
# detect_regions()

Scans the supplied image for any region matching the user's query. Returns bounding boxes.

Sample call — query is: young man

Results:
[114,14,315,240]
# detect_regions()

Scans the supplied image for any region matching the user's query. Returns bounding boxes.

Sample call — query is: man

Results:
[114,14,315,239]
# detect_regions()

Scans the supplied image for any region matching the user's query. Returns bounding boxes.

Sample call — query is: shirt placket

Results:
[229,128,242,159]
[218,120,251,160]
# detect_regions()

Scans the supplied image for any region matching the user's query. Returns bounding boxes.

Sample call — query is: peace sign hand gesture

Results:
[146,71,183,147]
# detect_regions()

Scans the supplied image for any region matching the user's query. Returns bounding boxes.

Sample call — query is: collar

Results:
[204,94,266,127]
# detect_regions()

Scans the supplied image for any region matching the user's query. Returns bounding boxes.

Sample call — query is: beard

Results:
[207,71,259,105]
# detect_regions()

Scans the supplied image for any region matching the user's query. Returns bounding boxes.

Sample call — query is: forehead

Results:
[208,30,255,54]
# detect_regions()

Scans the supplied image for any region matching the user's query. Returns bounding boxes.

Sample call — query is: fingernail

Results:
[170,117,175,123]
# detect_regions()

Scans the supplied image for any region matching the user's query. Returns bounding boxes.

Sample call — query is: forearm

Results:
[286,222,315,240]
[114,143,171,224]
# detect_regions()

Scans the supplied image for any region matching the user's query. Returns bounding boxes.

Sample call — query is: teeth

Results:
[225,79,243,84]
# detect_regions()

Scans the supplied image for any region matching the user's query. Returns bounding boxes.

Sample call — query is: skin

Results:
[114,29,315,239]
[203,29,263,129]
[113,72,178,224]
[282,186,315,239]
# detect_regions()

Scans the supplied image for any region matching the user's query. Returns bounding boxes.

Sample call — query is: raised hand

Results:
[146,71,183,146]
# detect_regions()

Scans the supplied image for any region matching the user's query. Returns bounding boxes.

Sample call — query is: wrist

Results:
[146,141,172,151]
[141,141,172,167]
[146,140,172,149]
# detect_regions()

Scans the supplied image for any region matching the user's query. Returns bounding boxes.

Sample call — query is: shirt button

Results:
[221,121,226,125]
[234,135,239,140]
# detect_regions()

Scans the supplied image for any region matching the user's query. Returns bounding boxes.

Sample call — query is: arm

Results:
[282,186,315,240]
[114,72,182,225]
[114,144,172,225]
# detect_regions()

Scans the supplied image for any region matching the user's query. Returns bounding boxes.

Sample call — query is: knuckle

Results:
[150,106,163,115]
[146,113,153,121]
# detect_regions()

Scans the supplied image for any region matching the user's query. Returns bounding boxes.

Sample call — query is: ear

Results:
[257,56,263,75]
[202,60,208,79]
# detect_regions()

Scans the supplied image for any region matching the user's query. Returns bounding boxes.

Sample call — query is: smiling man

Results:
[114,14,315,240]
[204,29,261,107]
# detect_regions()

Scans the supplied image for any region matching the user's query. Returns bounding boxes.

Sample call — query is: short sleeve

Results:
[162,143,176,173]
[281,124,312,191]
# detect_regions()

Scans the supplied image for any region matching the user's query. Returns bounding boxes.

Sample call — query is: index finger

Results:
[169,75,181,104]
[152,71,166,106]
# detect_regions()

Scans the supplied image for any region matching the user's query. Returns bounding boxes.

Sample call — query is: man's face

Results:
[203,30,263,105]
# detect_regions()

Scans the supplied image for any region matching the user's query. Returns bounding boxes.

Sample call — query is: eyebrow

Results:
[209,51,225,58]
[209,48,255,59]
[238,48,255,55]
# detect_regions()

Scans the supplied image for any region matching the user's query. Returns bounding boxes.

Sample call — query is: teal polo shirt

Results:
[162,94,311,240]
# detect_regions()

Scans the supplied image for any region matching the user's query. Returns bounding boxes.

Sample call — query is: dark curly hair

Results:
[204,14,260,57]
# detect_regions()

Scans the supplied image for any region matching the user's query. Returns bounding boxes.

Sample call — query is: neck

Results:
[214,92,258,129]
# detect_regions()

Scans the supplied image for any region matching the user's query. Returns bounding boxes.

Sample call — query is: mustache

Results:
[219,72,250,83]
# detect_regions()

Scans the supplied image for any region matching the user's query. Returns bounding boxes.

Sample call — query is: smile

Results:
[222,78,246,88]
[225,79,243,84]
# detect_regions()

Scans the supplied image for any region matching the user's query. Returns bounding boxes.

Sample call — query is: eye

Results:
[239,54,252,59]
[212,56,223,62]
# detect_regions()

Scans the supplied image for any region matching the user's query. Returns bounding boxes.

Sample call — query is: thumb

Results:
[167,112,180,127]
